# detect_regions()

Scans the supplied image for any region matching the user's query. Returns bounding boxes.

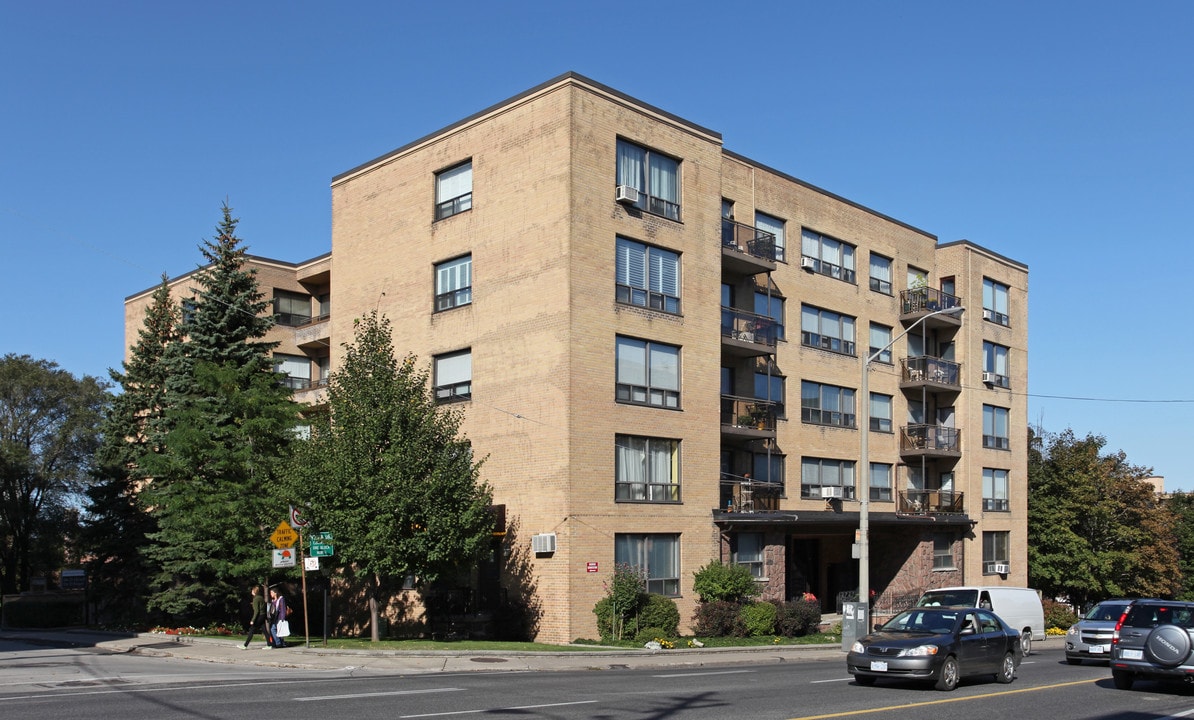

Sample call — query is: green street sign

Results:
[310,541,334,558]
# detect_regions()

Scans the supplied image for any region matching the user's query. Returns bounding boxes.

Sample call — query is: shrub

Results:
[593,563,647,640]
[741,601,777,637]
[1043,598,1077,630]
[636,594,680,638]
[774,599,823,636]
[692,600,746,637]
[633,626,672,644]
[692,560,760,603]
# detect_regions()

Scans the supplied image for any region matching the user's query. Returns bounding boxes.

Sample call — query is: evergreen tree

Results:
[287,311,493,640]
[81,277,177,625]
[140,204,300,620]
[1028,427,1179,609]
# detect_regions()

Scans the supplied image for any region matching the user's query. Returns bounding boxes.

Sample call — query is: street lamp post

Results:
[858,305,964,607]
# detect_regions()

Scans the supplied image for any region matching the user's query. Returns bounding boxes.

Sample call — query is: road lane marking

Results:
[652,669,756,678]
[787,678,1097,719]
[399,700,598,717]
[296,687,462,701]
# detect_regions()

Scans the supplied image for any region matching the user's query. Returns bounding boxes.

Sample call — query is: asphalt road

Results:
[4,637,1194,719]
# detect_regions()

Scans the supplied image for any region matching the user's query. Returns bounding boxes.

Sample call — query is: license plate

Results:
[1120,648,1143,660]
[870,660,889,672]
[1089,644,1107,654]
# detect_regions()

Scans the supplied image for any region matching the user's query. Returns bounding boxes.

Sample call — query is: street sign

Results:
[271,520,297,548]
[272,548,296,568]
[311,540,334,558]
[304,556,320,571]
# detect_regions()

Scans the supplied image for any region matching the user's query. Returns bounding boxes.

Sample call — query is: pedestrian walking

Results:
[268,585,289,648]
[241,584,269,649]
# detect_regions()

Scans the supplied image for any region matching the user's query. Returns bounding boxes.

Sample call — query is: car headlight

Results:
[897,644,940,657]
[1067,626,1078,636]
[851,641,865,653]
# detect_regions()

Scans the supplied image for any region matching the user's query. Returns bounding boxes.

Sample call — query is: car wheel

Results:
[1020,630,1032,656]
[995,652,1016,683]
[854,675,876,686]
[1065,657,1081,665]
[1112,669,1133,690]
[935,656,960,691]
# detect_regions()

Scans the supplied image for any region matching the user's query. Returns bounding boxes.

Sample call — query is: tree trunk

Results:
[369,572,380,642]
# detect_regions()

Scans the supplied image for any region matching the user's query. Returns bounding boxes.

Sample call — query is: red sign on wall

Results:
[586,562,599,573]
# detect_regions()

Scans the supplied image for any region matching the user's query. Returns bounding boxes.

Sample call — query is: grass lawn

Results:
[234,632,841,652]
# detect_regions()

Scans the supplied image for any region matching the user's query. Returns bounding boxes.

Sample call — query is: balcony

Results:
[898,489,966,514]
[295,314,330,350]
[900,424,961,458]
[900,356,961,392]
[721,218,778,275]
[720,395,777,438]
[900,288,963,325]
[721,308,779,357]
[719,472,782,513]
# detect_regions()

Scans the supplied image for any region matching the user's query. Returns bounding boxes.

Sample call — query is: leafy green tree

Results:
[81,277,178,624]
[1028,427,1179,609]
[1167,492,1194,601]
[140,205,299,620]
[0,355,109,594]
[287,311,493,641]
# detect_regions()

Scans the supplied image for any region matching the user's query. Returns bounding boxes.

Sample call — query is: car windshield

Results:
[1087,603,1128,622]
[882,609,960,634]
[917,590,978,608]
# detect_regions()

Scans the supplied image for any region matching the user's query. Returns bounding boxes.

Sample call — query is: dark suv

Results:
[1110,599,1194,689]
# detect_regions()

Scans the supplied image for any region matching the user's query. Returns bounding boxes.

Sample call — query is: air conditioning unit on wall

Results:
[800,256,817,271]
[615,185,640,204]
[820,486,844,499]
[987,562,1010,574]
[531,533,557,554]
[982,371,997,385]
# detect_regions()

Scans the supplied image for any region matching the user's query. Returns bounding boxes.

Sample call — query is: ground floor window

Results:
[614,533,680,596]
[933,533,955,570]
[733,532,764,578]
[982,531,1009,574]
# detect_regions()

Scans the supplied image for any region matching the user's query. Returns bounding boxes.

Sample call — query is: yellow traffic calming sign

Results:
[270,520,298,548]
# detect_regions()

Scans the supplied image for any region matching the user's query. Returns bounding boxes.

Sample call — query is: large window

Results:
[870,462,892,502]
[755,212,786,263]
[434,349,472,402]
[801,457,855,499]
[752,452,785,492]
[733,533,765,579]
[982,278,1010,326]
[801,305,856,355]
[982,404,1010,450]
[801,381,855,428]
[869,253,893,294]
[801,229,855,283]
[869,323,893,364]
[754,371,785,418]
[615,237,680,314]
[870,393,892,433]
[754,291,785,341]
[435,255,472,311]
[274,290,311,326]
[616,336,680,408]
[615,533,680,596]
[274,353,310,390]
[983,468,1010,511]
[982,341,1010,388]
[615,435,680,502]
[983,531,1010,573]
[616,139,680,220]
[435,160,473,220]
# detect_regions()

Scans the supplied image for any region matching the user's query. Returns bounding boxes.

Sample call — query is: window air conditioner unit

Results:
[981,371,997,385]
[800,256,818,271]
[993,563,1010,574]
[982,308,995,321]
[615,185,640,204]
[531,533,557,554]
[821,486,844,499]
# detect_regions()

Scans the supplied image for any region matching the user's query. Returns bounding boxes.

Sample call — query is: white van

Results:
[916,586,1045,655]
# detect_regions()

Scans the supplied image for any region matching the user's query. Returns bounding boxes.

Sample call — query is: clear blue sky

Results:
[4,2,1192,488]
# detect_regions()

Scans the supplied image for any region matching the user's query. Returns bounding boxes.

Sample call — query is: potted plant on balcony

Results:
[737,414,755,428]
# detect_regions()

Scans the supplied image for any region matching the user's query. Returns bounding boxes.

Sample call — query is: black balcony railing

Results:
[721,307,780,347]
[900,424,961,453]
[901,287,962,315]
[902,356,961,387]
[720,395,777,431]
[721,218,779,261]
[898,489,965,514]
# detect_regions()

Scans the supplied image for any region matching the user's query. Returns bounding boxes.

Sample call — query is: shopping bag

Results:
[276,620,291,637]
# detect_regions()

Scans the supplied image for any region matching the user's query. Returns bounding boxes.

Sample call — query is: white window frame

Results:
[435,255,472,311]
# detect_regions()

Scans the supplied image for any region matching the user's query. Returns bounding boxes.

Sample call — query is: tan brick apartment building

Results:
[126,72,1028,644]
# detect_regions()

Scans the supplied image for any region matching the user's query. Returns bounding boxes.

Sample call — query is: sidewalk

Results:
[0,628,844,674]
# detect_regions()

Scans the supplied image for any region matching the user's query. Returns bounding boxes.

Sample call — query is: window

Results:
[983,468,1010,511]
[982,341,1010,388]
[933,534,955,570]
[754,371,785,418]
[435,255,472,311]
[615,435,680,502]
[616,336,680,408]
[274,353,310,390]
[801,457,855,499]
[752,452,785,492]
[434,349,472,402]
[316,356,331,387]
[616,139,680,220]
[316,293,331,321]
[734,533,765,579]
[615,237,681,313]
[801,229,856,283]
[435,160,472,220]
[274,290,311,326]
[869,253,893,294]
[869,393,892,433]
[615,533,680,596]
[801,381,856,428]
[801,304,856,355]
[982,404,1010,450]
[982,531,1010,573]
[754,291,785,341]
[869,323,893,364]
[982,278,1010,326]
[870,462,892,502]
[755,212,786,263]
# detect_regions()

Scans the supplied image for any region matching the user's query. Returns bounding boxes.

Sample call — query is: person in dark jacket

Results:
[267,586,288,648]
[241,585,270,649]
